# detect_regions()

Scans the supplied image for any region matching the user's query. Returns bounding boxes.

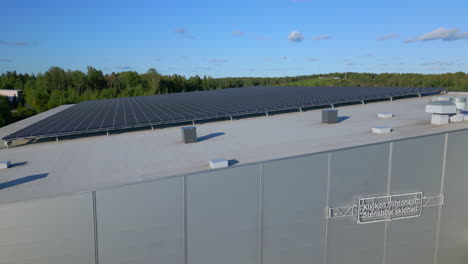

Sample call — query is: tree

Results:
[11,95,18,109]
[43,66,68,91]
[87,67,106,90]
[0,96,12,127]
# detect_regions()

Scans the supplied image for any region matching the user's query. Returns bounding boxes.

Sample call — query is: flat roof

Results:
[0,94,467,204]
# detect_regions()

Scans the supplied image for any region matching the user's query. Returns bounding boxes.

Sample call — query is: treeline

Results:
[0,67,317,114]
[0,67,467,127]
[290,72,468,91]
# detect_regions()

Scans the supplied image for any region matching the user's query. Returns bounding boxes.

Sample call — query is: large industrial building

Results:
[0,89,22,103]
[0,86,467,264]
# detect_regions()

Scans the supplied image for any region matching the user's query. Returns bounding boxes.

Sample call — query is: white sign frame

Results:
[357,192,423,224]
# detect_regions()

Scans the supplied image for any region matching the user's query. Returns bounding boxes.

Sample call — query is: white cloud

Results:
[420,61,454,66]
[175,28,196,39]
[424,66,448,71]
[258,36,271,40]
[360,53,374,58]
[307,58,318,62]
[0,40,29,46]
[192,66,212,72]
[116,65,134,70]
[288,30,304,42]
[208,59,228,63]
[313,35,331,40]
[232,30,245,36]
[377,33,399,41]
[406,27,468,42]
[280,56,288,60]
[420,60,464,68]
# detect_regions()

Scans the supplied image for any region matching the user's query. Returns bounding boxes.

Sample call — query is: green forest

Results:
[1,66,468,127]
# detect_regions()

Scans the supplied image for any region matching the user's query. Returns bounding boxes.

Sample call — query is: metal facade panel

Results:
[437,130,468,264]
[385,207,439,264]
[327,218,386,264]
[262,154,328,264]
[391,134,445,196]
[96,177,184,264]
[187,165,260,264]
[327,143,390,264]
[329,143,390,205]
[0,193,95,264]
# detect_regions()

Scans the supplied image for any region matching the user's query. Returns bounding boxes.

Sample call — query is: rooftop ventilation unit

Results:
[378,112,393,119]
[449,97,466,114]
[425,101,457,125]
[372,126,392,134]
[436,96,453,101]
[0,160,11,169]
[181,126,197,144]
[449,114,464,123]
[425,101,457,114]
[432,114,450,125]
[322,109,338,124]
[209,159,229,169]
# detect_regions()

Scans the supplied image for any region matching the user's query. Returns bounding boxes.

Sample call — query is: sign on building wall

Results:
[328,192,443,224]
[357,192,422,224]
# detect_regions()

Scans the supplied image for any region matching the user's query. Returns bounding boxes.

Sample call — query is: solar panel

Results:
[3,86,444,141]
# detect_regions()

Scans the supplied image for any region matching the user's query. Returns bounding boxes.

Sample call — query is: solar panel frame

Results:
[2,86,445,141]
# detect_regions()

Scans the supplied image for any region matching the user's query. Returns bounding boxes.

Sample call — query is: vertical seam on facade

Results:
[434,133,448,264]
[184,176,188,264]
[324,152,332,264]
[382,142,393,264]
[259,164,264,264]
[92,191,99,264]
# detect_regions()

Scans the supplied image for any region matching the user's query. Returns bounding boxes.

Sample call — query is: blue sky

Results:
[1,0,468,77]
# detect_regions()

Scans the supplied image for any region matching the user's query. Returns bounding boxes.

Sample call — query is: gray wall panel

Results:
[327,218,386,264]
[391,134,445,196]
[262,154,328,264]
[385,207,438,264]
[329,143,390,206]
[327,143,390,264]
[187,165,260,264]
[437,130,468,264]
[0,193,95,264]
[96,177,184,264]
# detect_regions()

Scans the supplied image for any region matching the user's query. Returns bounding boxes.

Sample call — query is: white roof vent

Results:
[449,114,464,123]
[449,97,466,113]
[425,101,457,114]
[0,160,11,169]
[436,96,453,101]
[378,112,393,119]
[372,126,392,134]
[431,114,449,125]
[209,159,229,169]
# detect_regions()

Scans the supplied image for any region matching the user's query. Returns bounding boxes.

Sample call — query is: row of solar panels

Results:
[3,86,445,140]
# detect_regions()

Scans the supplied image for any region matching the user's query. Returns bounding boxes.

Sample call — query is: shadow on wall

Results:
[0,173,48,190]
[198,132,225,142]
[338,116,351,123]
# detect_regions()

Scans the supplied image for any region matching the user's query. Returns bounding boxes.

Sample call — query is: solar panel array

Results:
[3,86,444,140]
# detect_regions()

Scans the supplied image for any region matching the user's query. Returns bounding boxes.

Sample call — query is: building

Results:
[0,86,466,264]
[0,89,22,103]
